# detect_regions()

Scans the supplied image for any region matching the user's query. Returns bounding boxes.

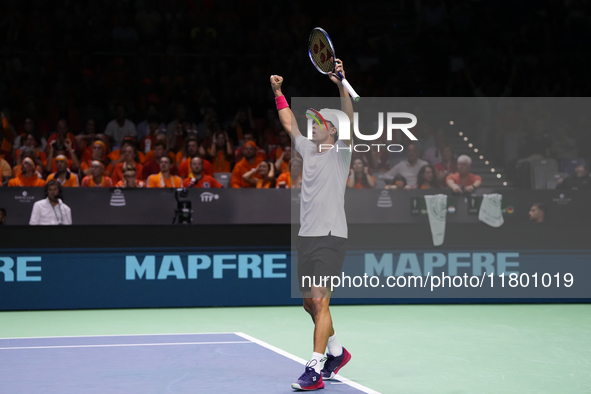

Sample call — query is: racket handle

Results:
[340,77,360,102]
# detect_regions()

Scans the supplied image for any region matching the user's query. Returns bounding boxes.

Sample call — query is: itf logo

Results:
[200,192,219,202]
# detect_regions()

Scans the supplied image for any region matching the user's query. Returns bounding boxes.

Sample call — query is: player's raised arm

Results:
[270,75,302,141]
[329,59,353,147]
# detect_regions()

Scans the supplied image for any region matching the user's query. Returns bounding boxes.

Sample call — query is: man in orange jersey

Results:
[147,156,182,188]
[81,140,110,176]
[46,155,79,187]
[142,140,179,180]
[230,141,262,188]
[81,160,113,187]
[177,137,212,177]
[8,157,46,187]
[182,157,222,188]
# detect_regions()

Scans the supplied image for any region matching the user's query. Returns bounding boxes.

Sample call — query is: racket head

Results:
[308,27,336,75]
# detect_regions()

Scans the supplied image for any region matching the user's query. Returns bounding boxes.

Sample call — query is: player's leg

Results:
[292,238,326,391]
[311,285,334,354]
[316,236,351,381]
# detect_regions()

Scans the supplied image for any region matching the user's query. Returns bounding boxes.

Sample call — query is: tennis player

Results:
[270,59,353,391]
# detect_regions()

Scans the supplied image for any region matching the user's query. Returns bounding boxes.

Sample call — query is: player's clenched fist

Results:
[270,75,283,92]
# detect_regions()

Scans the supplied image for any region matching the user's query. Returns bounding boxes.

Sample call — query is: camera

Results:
[173,188,193,224]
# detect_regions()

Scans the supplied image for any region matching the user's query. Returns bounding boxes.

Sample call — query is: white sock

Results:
[308,352,325,374]
[327,333,343,357]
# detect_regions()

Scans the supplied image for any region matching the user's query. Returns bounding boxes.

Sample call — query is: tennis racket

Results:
[308,27,360,102]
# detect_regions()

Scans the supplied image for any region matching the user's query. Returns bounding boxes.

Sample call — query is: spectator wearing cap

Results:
[110,143,143,184]
[46,139,79,174]
[115,166,146,188]
[182,157,222,188]
[446,155,482,193]
[29,180,72,225]
[8,157,46,187]
[81,140,110,177]
[383,143,427,188]
[234,131,267,162]
[12,147,44,179]
[104,104,137,150]
[147,156,182,188]
[177,137,212,177]
[231,141,263,188]
[81,160,113,187]
[276,158,303,189]
[46,155,79,187]
[207,130,234,174]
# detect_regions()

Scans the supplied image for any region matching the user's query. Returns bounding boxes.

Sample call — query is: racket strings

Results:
[308,30,334,73]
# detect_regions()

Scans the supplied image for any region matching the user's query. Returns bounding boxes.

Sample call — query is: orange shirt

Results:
[353,175,376,189]
[46,171,79,187]
[446,172,482,187]
[8,173,46,187]
[111,161,143,184]
[256,178,273,188]
[231,157,263,188]
[211,151,232,173]
[147,173,183,188]
[182,174,223,188]
[276,172,302,188]
[108,149,147,164]
[115,179,146,188]
[178,157,213,177]
[81,175,113,187]
[13,164,44,178]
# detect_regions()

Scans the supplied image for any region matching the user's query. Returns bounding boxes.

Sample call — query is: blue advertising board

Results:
[1,247,590,310]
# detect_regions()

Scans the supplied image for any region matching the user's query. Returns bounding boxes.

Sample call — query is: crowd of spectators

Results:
[0,0,590,192]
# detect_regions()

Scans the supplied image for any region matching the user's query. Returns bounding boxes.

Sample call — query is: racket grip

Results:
[341,78,360,102]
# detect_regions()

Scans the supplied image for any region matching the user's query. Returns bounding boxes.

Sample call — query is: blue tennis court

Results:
[0,333,376,394]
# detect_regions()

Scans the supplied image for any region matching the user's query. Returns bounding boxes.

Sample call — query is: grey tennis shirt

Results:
[294,135,352,238]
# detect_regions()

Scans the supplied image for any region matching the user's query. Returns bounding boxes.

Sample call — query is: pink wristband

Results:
[275,95,288,110]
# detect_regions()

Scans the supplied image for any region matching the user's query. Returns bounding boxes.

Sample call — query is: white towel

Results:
[479,193,504,228]
[425,194,447,246]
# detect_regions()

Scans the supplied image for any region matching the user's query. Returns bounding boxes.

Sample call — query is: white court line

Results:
[0,332,237,340]
[235,332,381,394]
[0,340,253,350]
